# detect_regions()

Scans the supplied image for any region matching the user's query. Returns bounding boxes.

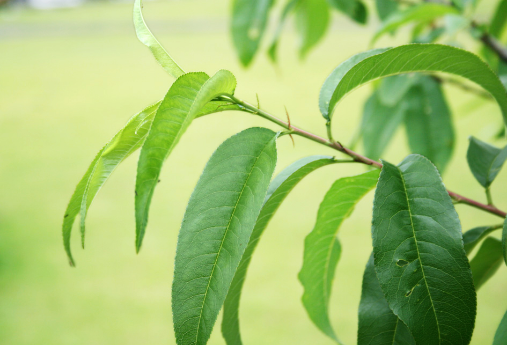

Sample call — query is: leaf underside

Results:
[172,127,278,345]
[466,136,507,188]
[372,154,476,345]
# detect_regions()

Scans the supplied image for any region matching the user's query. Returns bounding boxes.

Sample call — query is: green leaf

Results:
[135,70,237,252]
[361,90,407,161]
[493,309,507,345]
[463,226,499,254]
[133,0,185,78]
[319,44,507,124]
[222,155,339,345]
[372,154,476,345]
[62,101,160,266]
[377,74,415,107]
[372,4,459,44]
[375,0,398,21]
[231,0,273,67]
[267,0,298,63]
[469,237,503,290]
[172,127,278,345]
[466,136,507,188]
[295,0,330,59]
[404,76,454,173]
[502,218,507,265]
[489,0,507,38]
[299,170,380,342]
[328,0,368,24]
[358,253,415,345]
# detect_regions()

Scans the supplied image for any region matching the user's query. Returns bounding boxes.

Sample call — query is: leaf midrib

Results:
[193,137,273,344]
[397,165,442,344]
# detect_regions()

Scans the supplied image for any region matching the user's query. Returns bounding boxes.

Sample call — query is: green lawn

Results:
[1,1,507,344]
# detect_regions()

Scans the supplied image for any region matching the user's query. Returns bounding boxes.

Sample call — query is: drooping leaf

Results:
[372,154,476,345]
[133,0,185,78]
[328,0,368,24]
[361,90,407,161]
[466,136,507,188]
[375,0,398,21]
[493,309,507,345]
[231,0,273,66]
[62,101,160,266]
[299,170,380,342]
[295,0,330,59]
[463,225,500,254]
[172,127,278,345]
[377,74,415,107]
[319,44,507,124]
[268,0,298,63]
[358,253,415,345]
[222,155,339,345]
[135,70,237,252]
[404,76,454,173]
[372,4,459,44]
[469,237,503,290]
[489,0,507,38]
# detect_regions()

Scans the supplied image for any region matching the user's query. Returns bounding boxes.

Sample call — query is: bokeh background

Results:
[1,0,507,344]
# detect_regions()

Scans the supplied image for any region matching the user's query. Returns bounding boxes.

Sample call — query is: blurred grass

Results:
[1,0,507,344]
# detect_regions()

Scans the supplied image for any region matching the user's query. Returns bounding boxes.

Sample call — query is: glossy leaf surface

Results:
[231,0,273,66]
[372,4,458,43]
[295,0,330,59]
[135,70,237,251]
[358,254,415,345]
[320,44,507,123]
[466,136,507,188]
[172,127,278,345]
[372,154,476,345]
[222,155,339,345]
[134,0,185,78]
[469,237,503,290]
[299,170,380,341]
[62,101,160,265]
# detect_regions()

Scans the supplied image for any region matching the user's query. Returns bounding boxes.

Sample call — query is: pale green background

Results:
[1,0,506,344]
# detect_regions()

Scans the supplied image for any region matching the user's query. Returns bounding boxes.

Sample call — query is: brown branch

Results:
[227,95,507,219]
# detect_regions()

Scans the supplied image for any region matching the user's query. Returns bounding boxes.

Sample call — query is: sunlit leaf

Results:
[172,127,278,345]
[404,76,454,173]
[295,0,330,59]
[489,0,507,38]
[62,101,160,266]
[135,70,237,252]
[299,170,379,342]
[133,0,185,78]
[222,155,339,345]
[372,154,476,345]
[466,136,507,188]
[372,4,458,44]
[231,0,273,66]
[470,237,503,290]
[358,253,415,345]
[268,0,298,63]
[319,44,507,124]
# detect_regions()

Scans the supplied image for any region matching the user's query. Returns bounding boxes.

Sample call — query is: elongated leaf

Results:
[494,309,507,345]
[328,0,368,24]
[62,101,160,266]
[466,137,507,188]
[372,4,459,44]
[376,0,398,21]
[172,127,278,345]
[133,0,185,78]
[377,74,415,107]
[358,253,415,345]
[372,154,476,345]
[320,44,507,124]
[463,225,499,254]
[470,237,503,290]
[135,70,237,252]
[231,0,273,66]
[490,0,507,38]
[299,170,380,342]
[222,155,339,345]
[268,0,298,63]
[503,218,507,265]
[404,76,454,173]
[295,0,330,59]
[361,90,407,161]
